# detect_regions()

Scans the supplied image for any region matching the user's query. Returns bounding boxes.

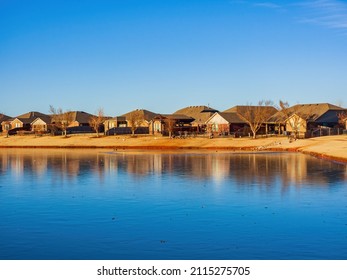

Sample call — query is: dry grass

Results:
[1,134,347,163]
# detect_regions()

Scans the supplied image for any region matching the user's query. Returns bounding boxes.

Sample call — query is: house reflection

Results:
[0,150,345,188]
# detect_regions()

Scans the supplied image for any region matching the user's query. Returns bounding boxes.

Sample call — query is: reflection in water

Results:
[0,150,346,188]
[0,149,347,260]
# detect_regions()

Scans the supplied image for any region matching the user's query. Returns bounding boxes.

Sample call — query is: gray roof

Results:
[174,105,219,124]
[224,105,278,115]
[0,114,12,123]
[14,111,51,125]
[154,114,194,121]
[268,103,344,123]
[216,112,246,124]
[122,109,157,122]
[69,111,95,124]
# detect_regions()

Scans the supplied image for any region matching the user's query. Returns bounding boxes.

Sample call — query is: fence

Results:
[307,127,345,138]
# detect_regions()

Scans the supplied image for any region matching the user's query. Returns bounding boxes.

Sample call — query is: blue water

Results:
[0,150,346,260]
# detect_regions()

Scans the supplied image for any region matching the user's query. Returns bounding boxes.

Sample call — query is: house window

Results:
[15,123,21,128]
[154,122,161,132]
[212,123,218,132]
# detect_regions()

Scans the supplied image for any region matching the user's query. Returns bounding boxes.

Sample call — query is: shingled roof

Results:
[268,103,344,123]
[217,112,246,124]
[0,114,12,123]
[122,109,158,122]
[224,105,278,115]
[174,105,219,124]
[69,111,95,124]
[154,114,195,121]
[14,111,51,125]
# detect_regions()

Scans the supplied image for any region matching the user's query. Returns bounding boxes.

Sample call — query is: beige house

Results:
[269,103,346,138]
[207,105,278,137]
[31,116,52,133]
[0,114,12,133]
[5,111,51,134]
[174,105,219,133]
[103,116,127,135]
[68,111,95,127]
[205,112,248,136]
[149,114,194,136]
[122,109,157,127]
[104,109,157,135]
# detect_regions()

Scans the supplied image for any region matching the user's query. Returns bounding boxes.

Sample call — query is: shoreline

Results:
[0,134,347,164]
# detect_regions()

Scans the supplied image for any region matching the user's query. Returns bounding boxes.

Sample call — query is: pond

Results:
[0,149,346,260]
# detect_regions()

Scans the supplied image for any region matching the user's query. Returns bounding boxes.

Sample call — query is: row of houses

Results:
[1,103,347,138]
[0,111,95,135]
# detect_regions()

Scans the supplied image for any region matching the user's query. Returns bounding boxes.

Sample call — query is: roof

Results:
[205,112,246,124]
[70,111,95,124]
[0,114,12,123]
[153,114,194,121]
[223,105,278,124]
[14,111,51,125]
[269,103,344,123]
[174,105,219,124]
[31,115,52,124]
[122,109,157,122]
[218,112,246,124]
[224,105,278,115]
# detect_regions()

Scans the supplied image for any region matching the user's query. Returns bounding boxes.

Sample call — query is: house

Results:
[31,115,52,133]
[173,105,219,133]
[0,114,12,133]
[103,116,127,135]
[68,111,95,127]
[205,112,248,136]
[64,111,96,133]
[122,109,158,134]
[5,111,51,134]
[150,114,195,136]
[122,109,158,127]
[104,109,158,135]
[207,105,278,136]
[268,103,346,138]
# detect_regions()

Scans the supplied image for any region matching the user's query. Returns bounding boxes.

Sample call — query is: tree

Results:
[337,111,347,129]
[49,105,74,137]
[127,110,144,135]
[277,100,292,135]
[236,100,275,139]
[89,108,105,137]
[166,116,176,138]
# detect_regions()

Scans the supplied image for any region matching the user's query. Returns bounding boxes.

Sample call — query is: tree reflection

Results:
[0,150,346,188]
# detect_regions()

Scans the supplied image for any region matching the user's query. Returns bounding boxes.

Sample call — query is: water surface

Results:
[0,150,346,260]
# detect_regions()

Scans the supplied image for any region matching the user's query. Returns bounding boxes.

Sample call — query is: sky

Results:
[1,0,347,117]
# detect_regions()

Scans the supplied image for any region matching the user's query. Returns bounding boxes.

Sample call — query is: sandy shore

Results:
[0,134,347,163]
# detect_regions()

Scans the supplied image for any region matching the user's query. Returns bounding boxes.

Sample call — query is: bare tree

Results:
[166,117,176,138]
[277,100,292,135]
[127,110,144,135]
[89,108,105,137]
[236,100,275,139]
[337,111,347,129]
[49,105,74,137]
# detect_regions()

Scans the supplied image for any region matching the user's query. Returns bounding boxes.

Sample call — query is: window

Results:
[154,122,161,132]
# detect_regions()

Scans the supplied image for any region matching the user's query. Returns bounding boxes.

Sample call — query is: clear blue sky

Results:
[1,0,347,117]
